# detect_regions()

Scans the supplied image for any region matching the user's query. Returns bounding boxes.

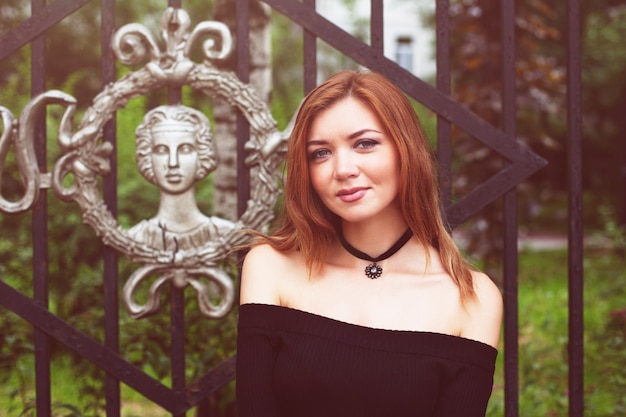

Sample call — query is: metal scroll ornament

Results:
[0,8,290,319]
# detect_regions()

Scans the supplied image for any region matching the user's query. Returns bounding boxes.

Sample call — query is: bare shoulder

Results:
[239,244,299,306]
[461,271,503,349]
[472,271,503,310]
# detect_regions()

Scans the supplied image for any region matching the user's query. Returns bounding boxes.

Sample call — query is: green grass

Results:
[0,354,173,417]
[487,248,626,417]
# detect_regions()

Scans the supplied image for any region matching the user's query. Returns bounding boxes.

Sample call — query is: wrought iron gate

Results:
[0,1,583,416]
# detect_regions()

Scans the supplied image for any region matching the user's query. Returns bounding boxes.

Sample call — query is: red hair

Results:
[258,70,476,302]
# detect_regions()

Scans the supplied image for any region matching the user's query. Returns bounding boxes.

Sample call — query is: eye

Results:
[178,143,196,154]
[309,148,331,161]
[355,138,379,150]
[153,144,168,155]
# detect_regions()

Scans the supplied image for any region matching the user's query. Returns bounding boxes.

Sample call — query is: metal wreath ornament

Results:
[0,7,289,319]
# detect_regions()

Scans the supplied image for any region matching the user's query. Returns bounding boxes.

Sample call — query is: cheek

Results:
[388,152,402,182]
[308,165,327,197]
[373,153,402,195]
[152,155,167,171]
[179,154,198,169]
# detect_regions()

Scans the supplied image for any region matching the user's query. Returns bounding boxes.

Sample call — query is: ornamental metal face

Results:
[0,8,290,319]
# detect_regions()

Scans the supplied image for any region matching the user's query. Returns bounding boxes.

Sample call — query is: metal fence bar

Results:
[567,0,584,415]
[171,285,187,417]
[370,0,383,53]
[435,0,452,212]
[303,0,317,94]
[0,0,91,61]
[0,1,588,414]
[101,0,122,415]
[30,0,51,415]
[501,1,519,417]
[0,280,183,412]
[263,0,541,229]
[166,2,187,416]
[263,0,545,168]
[168,0,183,105]
[236,0,251,217]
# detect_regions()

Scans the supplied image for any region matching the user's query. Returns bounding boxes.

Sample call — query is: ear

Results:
[195,167,207,181]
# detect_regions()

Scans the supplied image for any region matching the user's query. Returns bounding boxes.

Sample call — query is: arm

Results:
[432,272,502,417]
[433,363,496,417]
[236,311,281,417]
[461,272,503,349]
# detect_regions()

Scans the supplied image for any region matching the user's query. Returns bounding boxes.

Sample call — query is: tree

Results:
[211,0,272,221]
[581,3,626,226]
[428,0,568,274]
[438,0,626,272]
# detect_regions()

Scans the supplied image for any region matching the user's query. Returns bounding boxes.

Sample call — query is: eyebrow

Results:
[307,129,382,146]
[348,128,382,139]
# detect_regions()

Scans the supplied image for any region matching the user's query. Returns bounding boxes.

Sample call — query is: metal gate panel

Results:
[0,1,585,416]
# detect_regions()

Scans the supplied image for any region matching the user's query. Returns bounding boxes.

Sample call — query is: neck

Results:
[156,190,205,233]
[339,227,413,262]
[340,219,409,257]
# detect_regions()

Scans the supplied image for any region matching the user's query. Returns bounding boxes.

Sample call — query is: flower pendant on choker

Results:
[339,229,413,279]
[365,263,383,279]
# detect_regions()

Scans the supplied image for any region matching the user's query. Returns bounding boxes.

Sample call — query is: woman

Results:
[236,70,503,417]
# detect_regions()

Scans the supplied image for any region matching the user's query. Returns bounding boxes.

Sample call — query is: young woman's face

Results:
[307,97,402,225]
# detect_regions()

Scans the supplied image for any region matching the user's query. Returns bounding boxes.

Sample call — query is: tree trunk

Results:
[212,0,272,221]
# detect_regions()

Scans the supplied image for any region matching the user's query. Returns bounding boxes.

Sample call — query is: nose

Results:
[168,148,179,168]
[333,148,359,180]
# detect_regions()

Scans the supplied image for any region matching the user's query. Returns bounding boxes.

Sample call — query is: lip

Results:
[337,187,368,202]
[166,174,183,183]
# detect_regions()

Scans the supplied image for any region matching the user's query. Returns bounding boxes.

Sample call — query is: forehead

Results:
[151,130,195,146]
[308,97,382,140]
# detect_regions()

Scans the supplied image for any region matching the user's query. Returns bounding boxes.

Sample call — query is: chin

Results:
[336,212,377,224]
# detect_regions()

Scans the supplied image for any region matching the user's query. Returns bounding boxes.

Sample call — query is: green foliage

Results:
[517,249,569,416]
[484,248,626,417]
[421,0,626,275]
[20,401,85,417]
[428,0,571,276]
[580,4,626,227]
[587,205,626,251]
[0,51,31,112]
[269,11,304,129]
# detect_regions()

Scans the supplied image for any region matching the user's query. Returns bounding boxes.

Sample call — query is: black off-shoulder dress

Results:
[236,303,497,417]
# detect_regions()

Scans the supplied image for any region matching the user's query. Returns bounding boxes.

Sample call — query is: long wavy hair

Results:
[259,70,476,302]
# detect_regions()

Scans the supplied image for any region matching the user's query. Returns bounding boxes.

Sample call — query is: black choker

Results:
[339,228,413,279]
